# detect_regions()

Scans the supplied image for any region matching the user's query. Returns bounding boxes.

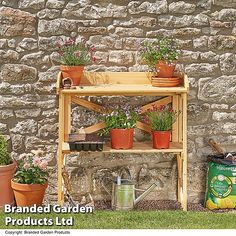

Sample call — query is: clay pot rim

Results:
[60,65,84,69]
[11,180,48,191]
[157,60,177,65]
[152,130,171,133]
[0,161,17,171]
[110,128,134,131]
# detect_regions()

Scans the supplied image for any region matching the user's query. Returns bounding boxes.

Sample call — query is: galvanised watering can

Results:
[103,177,159,210]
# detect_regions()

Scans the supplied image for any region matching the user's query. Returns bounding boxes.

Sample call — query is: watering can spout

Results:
[134,182,158,206]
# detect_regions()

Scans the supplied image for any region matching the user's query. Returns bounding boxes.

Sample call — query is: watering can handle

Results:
[101,177,113,196]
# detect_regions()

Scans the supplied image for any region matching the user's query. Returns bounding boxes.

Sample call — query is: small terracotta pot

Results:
[110,128,134,149]
[0,162,17,208]
[156,61,176,78]
[11,180,48,207]
[152,131,171,149]
[60,65,84,86]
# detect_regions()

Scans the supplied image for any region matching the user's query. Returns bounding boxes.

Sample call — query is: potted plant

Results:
[0,134,16,208]
[11,150,48,207]
[145,105,179,149]
[102,106,140,149]
[139,37,180,78]
[56,37,96,86]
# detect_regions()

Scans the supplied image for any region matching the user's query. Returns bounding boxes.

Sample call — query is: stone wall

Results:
[0,0,236,205]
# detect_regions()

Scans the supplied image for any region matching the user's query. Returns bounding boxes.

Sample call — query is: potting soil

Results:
[205,157,236,210]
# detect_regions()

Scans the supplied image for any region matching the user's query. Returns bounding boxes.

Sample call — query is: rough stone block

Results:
[219,53,236,75]
[158,15,193,28]
[38,19,77,36]
[19,0,45,10]
[128,1,167,15]
[11,119,38,135]
[198,75,236,103]
[115,27,143,37]
[0,7,36,36]
[0,64,37,83]
[10,134,25,152]
[0,50,19,63]
[18,38,38,51]
[37,9,61,19]
[15,109,41,118]
[169,1,195,14]
[185,63,219,77]
[208,36,236,50]
[218,9,236,21]
[78,27,107,35]
[46,0,65,9]
[109,51,133,65]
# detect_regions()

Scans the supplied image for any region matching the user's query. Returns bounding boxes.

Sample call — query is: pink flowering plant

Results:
[56,37,96,66]
[139,37,180,70]
[145,105,179,131]
[101,105,141,135]
[13,150,48,185]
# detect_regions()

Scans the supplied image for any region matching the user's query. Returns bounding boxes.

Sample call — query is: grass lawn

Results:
[0,210,236,229]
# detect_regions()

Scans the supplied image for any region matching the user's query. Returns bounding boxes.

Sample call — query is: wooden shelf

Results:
[62,141,183,154]
[61,84,188,96]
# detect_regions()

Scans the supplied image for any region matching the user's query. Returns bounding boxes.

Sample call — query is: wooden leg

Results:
[182,93,188,211]
[58,152,64,205]
[58,93,65,205]
[177,153,182,203]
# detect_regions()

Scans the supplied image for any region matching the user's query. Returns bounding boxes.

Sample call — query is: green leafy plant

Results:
[13,150,48,184]
[139,37,180,69]
[56,37,96,66]
[0,134,12,166]
[101,105,140,135]
[145,105,179,131]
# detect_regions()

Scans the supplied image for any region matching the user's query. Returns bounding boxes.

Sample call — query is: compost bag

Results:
[205,155,236,210]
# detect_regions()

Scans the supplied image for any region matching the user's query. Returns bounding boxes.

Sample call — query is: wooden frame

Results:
[57,72,189,211]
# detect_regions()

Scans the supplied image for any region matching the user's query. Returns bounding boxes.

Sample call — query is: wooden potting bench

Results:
[56,72,189,211]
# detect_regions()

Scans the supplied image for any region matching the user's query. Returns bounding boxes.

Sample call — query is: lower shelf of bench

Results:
[61,141,183,154]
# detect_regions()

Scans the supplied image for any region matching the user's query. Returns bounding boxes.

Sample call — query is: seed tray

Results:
[68,133,104,151]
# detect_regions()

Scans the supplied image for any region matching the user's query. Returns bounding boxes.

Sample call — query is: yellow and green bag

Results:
[205,156,236,210]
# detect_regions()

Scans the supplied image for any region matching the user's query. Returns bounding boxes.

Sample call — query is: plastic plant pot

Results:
[152,131,171,149]
[110,128,134,149]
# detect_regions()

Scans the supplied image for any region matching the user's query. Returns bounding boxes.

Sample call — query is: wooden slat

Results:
[62,141,183,154]
[177,154,182,203]
[58,93,65,205]
[61,84,187,95]
[172,95,179,142]
[64,95,71,142]
[182,93,188,211]
[80,72,153,85]
[136,121,151,133]
[56,71,62,94]
[140,96,172,114]
[178,95,183,143]
[83,122,106,134]
[71,97,104,113]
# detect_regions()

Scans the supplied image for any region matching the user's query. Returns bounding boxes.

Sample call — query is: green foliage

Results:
[139,37,180,70]
[13,153,48,185]
[101,106,140,135]
[145,105,179,131]
[56,37,96,66]
[0,134,12,166]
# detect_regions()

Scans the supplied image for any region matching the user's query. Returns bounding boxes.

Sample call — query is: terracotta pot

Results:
[11,180,48,207]
[156,61,176,78]
[0,162,17,207]
[152,131,171,149]
[110,128,134,149]
[60,65,84,86]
